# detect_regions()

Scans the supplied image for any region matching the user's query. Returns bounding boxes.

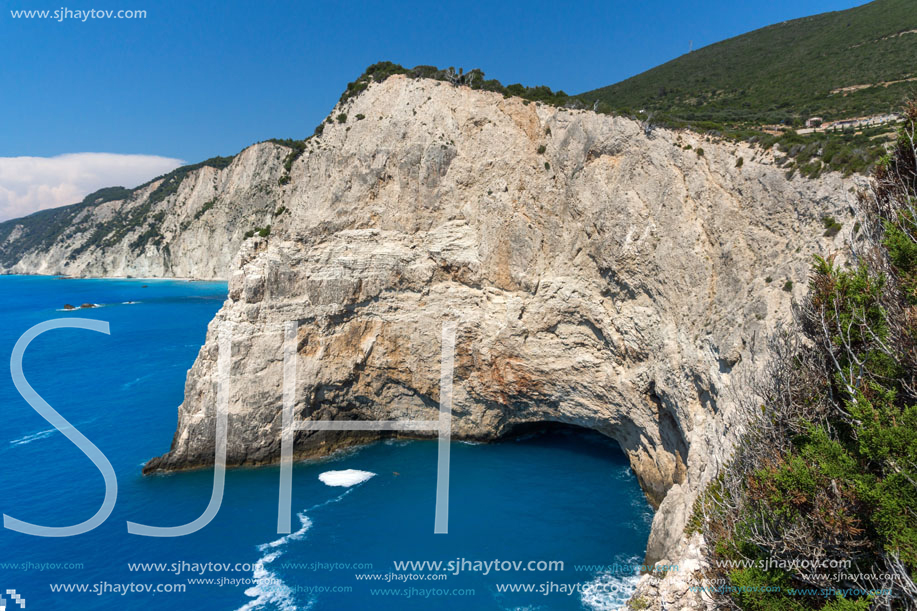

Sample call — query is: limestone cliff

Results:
[0,146,287,279]
[122,76,851,569]
[1,73,858,603]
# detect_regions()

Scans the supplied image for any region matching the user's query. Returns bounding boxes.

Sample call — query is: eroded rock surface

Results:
[133,76,855,566]
[0,144,287,279]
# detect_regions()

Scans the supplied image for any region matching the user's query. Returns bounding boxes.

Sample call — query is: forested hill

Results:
[579,0,917,126]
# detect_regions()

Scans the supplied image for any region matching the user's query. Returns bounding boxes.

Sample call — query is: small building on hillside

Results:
[805,117,824,128]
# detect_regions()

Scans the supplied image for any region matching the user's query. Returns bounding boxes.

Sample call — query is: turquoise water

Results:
[0,275,652,610]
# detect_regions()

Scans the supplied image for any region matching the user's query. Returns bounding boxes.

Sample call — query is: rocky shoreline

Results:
[3,74,857,607]
[144,77,853,571]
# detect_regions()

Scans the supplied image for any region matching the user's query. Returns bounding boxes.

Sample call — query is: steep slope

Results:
[580,0,917,125]
[0,149,286,279]
[128,75,856,575]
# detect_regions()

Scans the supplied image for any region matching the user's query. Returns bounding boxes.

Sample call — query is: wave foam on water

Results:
[259,512,313,553]
[9,428,59,446]
[318,469,375,487]
[237,513,312,611]
[580,555,643,611]
[9,420,92,447]
[238,472,375,610]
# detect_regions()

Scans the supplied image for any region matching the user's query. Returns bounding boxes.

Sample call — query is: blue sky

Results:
[0,0,867,220]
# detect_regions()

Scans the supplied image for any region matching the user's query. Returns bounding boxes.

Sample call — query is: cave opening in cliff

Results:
[495,421,637,477]
[497,420,606,440]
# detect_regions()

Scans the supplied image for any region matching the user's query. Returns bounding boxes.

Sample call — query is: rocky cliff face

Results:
[0,145,288,279]
[120,76,853,570]
[0,72,858,603]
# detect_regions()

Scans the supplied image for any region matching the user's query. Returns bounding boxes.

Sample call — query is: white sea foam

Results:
[10,419,95,447]
[236,551,296,611]
[10,428,59,446]
[318,469,375,487]
[580,556,644,611]
[258,512,313,552]
[239,485,363,610]
[237,513,312,611]
[121,373,154,390]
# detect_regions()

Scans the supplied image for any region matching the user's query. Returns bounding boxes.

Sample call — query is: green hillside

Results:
[580,0,917,126]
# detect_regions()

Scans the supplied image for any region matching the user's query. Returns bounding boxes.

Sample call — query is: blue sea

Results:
[0,275,652,610]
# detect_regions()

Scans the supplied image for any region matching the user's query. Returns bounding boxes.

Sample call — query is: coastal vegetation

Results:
[576,0,914,177]
[578,0,916,126]
[693,102,917,609]
[326,55,899,178]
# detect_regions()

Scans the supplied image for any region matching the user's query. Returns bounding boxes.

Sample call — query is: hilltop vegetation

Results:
[337,61,572,107]
[572,0,916,177]
[579,0,917,126]
[313,48,902,178]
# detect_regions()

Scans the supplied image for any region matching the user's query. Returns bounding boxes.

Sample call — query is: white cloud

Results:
[0,153,184,222]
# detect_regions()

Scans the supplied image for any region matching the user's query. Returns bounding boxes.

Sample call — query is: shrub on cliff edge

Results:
[694,102,917,609]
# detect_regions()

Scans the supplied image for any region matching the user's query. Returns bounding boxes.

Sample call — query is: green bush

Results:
[266,138,309,172]
[244,225,272,239]
[694,104,917,610]
[194,199,216,220]
[336,113,347,123]
[627,597,650,610]
[336,62,571,110]
[822,216,843,237]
